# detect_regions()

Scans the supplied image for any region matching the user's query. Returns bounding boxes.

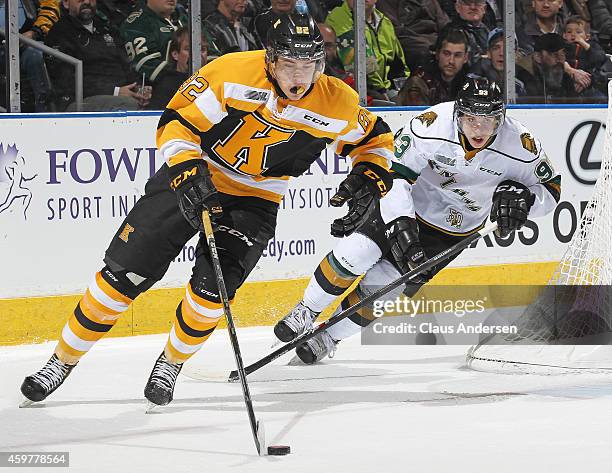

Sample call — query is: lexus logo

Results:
[565,120,603,185]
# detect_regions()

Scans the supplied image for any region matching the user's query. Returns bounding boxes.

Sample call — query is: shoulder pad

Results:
[519,132,538,156]
[414,111,438,128]
[409,102,453,140]
[489,117,542,163]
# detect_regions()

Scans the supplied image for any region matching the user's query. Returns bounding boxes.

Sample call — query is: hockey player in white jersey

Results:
[274,76,562,364]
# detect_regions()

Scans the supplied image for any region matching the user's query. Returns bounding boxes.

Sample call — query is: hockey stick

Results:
[228,222,499,382]
[201,210,266,456]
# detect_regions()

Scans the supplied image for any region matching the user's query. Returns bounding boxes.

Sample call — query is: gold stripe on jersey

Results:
[543,175,561,201]
[416,213,486,237]
[157,113,205,167]
[334,114,393,172]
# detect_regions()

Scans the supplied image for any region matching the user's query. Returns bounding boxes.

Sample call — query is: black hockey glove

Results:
[490,180,535,239]
[330,163,392,237]
[385,217,431,284]
[169,159,222,231]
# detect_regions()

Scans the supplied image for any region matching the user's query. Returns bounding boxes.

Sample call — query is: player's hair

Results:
[565,15,591,34]
[435,27,470,52]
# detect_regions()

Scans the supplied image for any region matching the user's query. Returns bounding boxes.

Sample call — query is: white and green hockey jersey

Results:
[382,101,561,236]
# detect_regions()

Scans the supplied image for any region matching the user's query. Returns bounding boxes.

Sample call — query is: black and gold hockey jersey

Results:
[156,50,394,203]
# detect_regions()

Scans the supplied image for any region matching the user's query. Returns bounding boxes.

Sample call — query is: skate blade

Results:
[19,398,37,408]
[145,401,161,414]
[286,355,306,366]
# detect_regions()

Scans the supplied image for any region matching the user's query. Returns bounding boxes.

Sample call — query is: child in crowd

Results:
[563,15,608,82]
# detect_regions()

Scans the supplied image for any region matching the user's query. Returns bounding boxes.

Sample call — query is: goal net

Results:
[466,83,612,374]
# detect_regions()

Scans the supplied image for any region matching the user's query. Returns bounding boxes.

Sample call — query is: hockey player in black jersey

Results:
[21,11,395,407]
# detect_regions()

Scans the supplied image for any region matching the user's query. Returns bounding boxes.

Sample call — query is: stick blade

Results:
[256,420,267,456]
[181,364,235,383]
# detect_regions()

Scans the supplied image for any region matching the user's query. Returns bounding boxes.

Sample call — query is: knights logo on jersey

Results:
[415,111,438,127]
[446,208,464,229]
[210,114,295,175]
[520,133,538,155]
[119,223,135,242]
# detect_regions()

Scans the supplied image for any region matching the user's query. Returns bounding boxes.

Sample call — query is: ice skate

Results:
[295,330,338,364]
[20,354,76,406]
[144,352,183,408]
[274,301,318,343]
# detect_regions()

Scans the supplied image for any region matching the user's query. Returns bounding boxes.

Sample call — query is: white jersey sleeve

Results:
[498,126,561,218]
[379,108,442,225]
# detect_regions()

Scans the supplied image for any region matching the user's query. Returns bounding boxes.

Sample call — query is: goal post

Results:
[466,83,612,374]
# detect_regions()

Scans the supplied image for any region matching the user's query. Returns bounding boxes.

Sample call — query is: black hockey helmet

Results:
[454,75,505,134]
[266,10,325,83]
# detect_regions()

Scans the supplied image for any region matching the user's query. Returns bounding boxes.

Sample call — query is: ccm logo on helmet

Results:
[294,43,311,48]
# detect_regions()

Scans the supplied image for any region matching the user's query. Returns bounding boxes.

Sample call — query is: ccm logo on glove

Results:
[363,168,389,197]
[170,166,199,190]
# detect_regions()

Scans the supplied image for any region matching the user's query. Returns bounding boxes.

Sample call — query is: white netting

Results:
[467,82,612,373]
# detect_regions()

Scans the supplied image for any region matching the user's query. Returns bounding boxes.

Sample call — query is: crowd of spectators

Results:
[2,0,612,111]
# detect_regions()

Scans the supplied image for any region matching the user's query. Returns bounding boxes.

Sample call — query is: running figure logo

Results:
[0,143,37,219]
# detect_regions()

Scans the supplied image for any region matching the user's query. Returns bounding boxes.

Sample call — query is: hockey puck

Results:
[267,445,291,456]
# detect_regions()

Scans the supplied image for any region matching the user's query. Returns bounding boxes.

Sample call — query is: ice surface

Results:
[2,327,612,473]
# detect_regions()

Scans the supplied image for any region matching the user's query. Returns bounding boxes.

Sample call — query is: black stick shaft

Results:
[202,211,262,454]
[229,223,498,381]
